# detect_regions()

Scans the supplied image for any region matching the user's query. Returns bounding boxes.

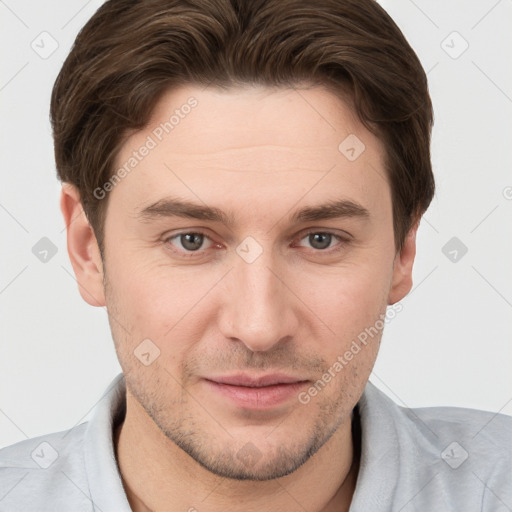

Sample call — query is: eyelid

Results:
[295,227,352,241]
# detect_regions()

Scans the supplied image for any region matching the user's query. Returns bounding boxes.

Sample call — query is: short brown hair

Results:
[51,0,434,254]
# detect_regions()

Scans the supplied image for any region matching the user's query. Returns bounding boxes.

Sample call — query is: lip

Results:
[203,373,309,409]
[207,372,307,387]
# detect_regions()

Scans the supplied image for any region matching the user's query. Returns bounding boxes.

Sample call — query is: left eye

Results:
[167,232,211,252]
[299,232,338,250]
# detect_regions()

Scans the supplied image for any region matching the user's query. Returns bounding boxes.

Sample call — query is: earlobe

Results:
[60,183,106,307]
[388,220,419,305]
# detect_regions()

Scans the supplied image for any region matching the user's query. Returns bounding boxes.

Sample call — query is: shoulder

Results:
[399,398,512,467]
[406,402,512,509]
[0,423,93,511]
[362,381,512,455]
[409,401,512,445]
[356,382,512,511]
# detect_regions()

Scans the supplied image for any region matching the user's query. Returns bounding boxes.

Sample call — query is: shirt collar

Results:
[349,381,400,510]
[84,373,132,512]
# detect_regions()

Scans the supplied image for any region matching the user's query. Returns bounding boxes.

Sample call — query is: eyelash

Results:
[164,229,351,258]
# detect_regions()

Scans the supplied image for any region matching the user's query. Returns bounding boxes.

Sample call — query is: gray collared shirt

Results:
[1,374,511,511]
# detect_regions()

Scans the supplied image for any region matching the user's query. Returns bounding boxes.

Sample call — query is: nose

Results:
[217,251,299,352]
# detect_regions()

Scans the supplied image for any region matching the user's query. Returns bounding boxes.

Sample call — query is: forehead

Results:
[109,84,389,221]
[142,84,374,158]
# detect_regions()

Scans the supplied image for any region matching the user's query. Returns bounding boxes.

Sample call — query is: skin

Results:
[61,84,418,512]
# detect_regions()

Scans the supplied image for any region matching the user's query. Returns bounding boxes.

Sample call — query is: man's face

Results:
[100,84,405,480]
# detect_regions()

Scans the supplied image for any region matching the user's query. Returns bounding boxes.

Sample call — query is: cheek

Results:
[104,212,188,314]
[301,263,390,333]
[106,250,223,345]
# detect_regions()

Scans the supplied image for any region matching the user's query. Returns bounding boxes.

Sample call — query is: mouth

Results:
[203,373,310,409]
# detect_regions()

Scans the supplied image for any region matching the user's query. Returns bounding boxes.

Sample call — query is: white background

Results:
[0,0,511,448]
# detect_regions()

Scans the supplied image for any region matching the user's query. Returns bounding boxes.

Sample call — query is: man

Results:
[1,0,510,510]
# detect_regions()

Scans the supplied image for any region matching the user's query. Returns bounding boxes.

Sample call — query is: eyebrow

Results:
[136,196,370,226]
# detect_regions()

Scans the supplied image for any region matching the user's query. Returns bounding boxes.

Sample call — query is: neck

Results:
[114,393,359,512]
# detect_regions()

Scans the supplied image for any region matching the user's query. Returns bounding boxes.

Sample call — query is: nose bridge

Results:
[219,242,297,352]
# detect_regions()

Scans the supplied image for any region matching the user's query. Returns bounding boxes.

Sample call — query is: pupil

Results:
[182,233,203,251]
[310,233,331,250]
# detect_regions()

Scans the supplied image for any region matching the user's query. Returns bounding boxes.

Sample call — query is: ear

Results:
[388,219,419,305]
[60,183,105,307]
